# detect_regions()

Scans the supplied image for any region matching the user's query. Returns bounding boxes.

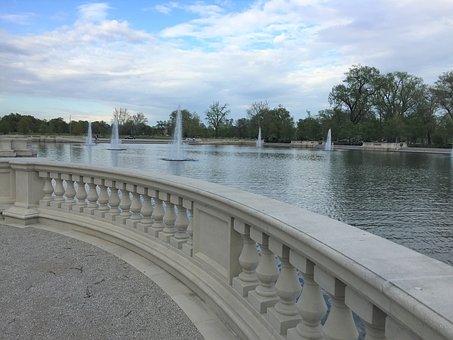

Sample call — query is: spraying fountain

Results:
[108,115,126,150]
[256,127,263,148]
[324,129,333,151]
[162,107,195,161]
[85,121,96,146]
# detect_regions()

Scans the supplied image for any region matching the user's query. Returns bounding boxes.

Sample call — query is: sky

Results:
[0,0,452,125]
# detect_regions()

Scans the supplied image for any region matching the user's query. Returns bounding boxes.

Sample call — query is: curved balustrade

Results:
[0,159,452,340]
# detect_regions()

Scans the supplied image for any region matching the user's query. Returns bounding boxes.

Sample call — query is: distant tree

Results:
[296,112,322,141]
[247,101,269,134]
[48,117,69,134]
[0,113,22,133]
[432,71,453,119]
[235,118,251,139]
[155,120,168,136]
[260,105,294,142]
[205,101,230,138]
[329,65,380,125]
[17,115,36,134]
[114,108,131,125]
[131,112,148,135]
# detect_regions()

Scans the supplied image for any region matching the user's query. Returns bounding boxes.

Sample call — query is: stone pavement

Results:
[0,224,236,339]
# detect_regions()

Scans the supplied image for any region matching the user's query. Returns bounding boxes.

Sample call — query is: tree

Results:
[17,115,36,134]
[432,71,453,119]
[132,112,148,136]
[296,112,322,141]
[48,117,69,134]
[205,101,230,138]
[329,65,380,125]
[247,101,269,135]
[114,108,131,125]
[260,105,294,142]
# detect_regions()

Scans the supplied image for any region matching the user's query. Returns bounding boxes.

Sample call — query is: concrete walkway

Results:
[0,223,236,339]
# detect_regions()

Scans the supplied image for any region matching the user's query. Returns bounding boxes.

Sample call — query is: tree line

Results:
[1,66,452,146]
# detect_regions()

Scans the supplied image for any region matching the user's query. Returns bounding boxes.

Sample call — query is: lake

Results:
[36,142,453,266]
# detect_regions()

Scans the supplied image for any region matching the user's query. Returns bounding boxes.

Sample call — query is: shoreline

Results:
[25,135,453,155]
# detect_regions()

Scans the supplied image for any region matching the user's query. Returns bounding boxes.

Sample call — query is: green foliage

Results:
[205,101,230,138]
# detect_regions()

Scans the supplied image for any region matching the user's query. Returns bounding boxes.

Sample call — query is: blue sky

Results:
[1,0,452,124]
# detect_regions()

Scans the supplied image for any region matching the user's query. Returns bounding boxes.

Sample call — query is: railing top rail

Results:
[3,158,453,335]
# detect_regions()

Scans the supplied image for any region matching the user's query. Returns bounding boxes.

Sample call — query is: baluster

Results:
[232,221,259,297]
[170,197,190,249]
[248,230,279,313]
[288,252,327,340]
[104,180,120,222]
[182,202,194,256]
[126,185,142,228]
[93,178,109,219]
[74,176,87,213]
[314,268,358,340]
[50,173,65,208]
[267,241,302,335]
[138,187,154,233]
[61,174,76,211]
[149,191,164,237]
[345,287,386,340]
[39,172,54,207]
[158,193,176,243]
[83,177,98,215]
[116,183,131,226]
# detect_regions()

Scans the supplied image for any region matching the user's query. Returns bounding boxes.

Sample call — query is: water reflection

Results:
[35,143,453,265]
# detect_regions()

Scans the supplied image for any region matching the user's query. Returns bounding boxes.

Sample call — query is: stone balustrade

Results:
[0,158,452,340]
[0,136,36,157]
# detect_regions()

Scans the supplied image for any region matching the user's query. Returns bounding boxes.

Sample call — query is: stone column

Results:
[182,201,194,256]
[248,230,279,313]
[314,268,358,340]
[287,251,327,340]
[116,183,131,226]
[104,180,120,222]
[149,191,164,237]
[170,197,190,249]
[267,241,302,335]
[126,185,142,229]
[49,173,65,208]
[38,171,53,208]
[232,221,259,297]
[61,174,76,211]
[83,177,98,215]
[138,187,154,233]
[93,178,109,219]
[3,161,44,225]
[158,193,176,243]
[74,175,87,213]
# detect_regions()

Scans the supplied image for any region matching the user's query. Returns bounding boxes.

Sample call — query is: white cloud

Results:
[1,0,453,123]
[0,12,35,25]
[77,3,110,22]
[154,2,179,14]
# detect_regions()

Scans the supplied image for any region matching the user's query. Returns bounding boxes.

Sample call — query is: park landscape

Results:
[1,1,453,339]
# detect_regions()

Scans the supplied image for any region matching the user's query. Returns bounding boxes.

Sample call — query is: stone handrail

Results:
[0,158,452,339]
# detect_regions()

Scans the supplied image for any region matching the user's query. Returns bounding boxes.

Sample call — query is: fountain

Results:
[108,115,126,150]
[256,127,263,148]
[325,128,333,151]
[162,107,195,161]
[85,122,96,146]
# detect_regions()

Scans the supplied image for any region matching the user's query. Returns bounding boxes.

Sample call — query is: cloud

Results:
[154,2,179,14]
[1,0,453,123]
[0,12,35,25]
[77,3,110,22]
